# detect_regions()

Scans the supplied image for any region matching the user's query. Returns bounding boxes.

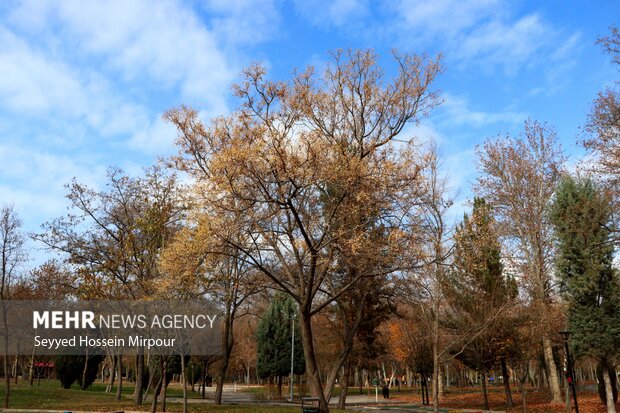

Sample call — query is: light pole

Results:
[559,331,579,413]
[289,311,295,402]
[281,309,296,402]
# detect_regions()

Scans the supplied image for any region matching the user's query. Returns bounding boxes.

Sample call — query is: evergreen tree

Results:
[54,355,83,389]
[448,198,517,410]
[54,354,103,390]
[550,176,620,411]
[256,293,305,397]
[77,355,104,390]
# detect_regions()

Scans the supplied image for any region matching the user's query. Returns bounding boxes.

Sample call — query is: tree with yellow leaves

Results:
[159,211,263,406]
[165,49,442,412]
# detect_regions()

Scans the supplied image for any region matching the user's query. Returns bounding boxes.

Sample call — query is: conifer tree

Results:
[550,176,620,412]
[448,198,517,410]
[256,293,305,397]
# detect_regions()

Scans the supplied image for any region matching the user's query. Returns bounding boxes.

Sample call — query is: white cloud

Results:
[129,116,178,156]
[204,0,281,46]
[0,27,84,116]
[440,94,527,127]
[293,0,369,29]
[456,14,549,73]
[396,0,501,41]
[0,0,264,270]
[6,0,235,110]
[392,0,578,77]
[0,26,152,139]
[400,121,445,146]
[542,32,582,93]
[0,141,107,226]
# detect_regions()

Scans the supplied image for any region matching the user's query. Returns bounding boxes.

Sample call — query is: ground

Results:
[0,380,617,413]
[388,385,619,413]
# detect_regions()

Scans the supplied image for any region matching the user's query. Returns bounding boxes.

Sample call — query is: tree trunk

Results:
[432,298,440,413]
[604,369,617,413]
[407,367,412,389]
[214,350,230,405]
[116,355,123,401]
[81,351,89,390]
[12,356,18,385]
[338,359,351,409]
[144,360,156,403]
[299,307,329,413]
[28,353,34,386]
[190,364,195,393]
[324,305,364,404]
[519,365,529,413]
[150,358,164,413]
[481,371,490,411]
[359,368,364,394]
[134,352,145,405]
[162,364,168,413]
[438,366,444,398]
[3,349,10,408]
[181,355,188,413]
[202,373,206,398]
[277,375,283,399]
[501,358,514,408]
[542,335,562,403]
[107,355,117,393]
[215,307,234,405]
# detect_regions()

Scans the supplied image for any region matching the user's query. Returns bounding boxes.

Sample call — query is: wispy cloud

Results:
[456,14,549,74]
[204,0,282,47]
[0,0,282,254]
[440,94,528,127]
[6,0,235,109]
[293,0,370,29]
[395,0,502,42]
[391,0,579,78]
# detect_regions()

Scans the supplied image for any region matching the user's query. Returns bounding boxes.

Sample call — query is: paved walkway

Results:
[350,405,504,413]
[142,386,506,413]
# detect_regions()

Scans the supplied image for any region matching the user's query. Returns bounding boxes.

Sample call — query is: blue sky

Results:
[1,0,619,266]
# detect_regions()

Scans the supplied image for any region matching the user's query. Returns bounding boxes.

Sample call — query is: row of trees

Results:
[1,28,619,413]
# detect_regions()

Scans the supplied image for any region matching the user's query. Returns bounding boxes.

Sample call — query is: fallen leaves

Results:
[393,387,617,413]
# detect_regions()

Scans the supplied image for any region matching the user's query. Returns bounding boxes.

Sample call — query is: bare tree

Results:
[1,205,27,408]
[408,146,454,413]
[584,26,620,236]
[584,27,620,178]
[475,120,566,403]
[34,166,186,405]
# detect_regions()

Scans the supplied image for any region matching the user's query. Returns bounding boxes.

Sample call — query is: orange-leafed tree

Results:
[165,49,442,413]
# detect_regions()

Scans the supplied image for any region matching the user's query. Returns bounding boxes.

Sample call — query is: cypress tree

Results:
[256,293,305,397]
[54,355,83,389]
[550,176,620,410]
[54,354,103,390]
[448,197,517,410]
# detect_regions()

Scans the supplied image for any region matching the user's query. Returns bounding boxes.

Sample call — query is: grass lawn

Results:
[0,379,348,412]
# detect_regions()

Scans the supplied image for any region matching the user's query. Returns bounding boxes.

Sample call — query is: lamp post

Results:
[281,309,296,402]
[559,331,579,413]
[289,312,295,402]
